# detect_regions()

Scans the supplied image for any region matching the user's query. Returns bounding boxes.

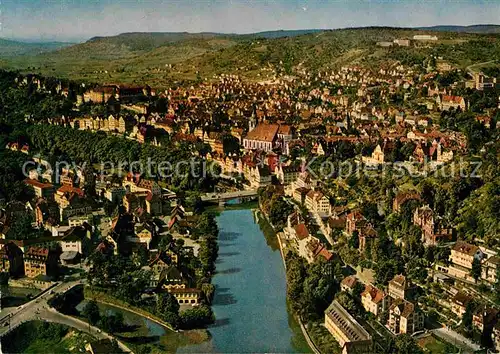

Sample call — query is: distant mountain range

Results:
[0,38,73,58]
[0,30,323,58]
[1,25,499,87]
[1,25,498,56]
[415,24,500,34]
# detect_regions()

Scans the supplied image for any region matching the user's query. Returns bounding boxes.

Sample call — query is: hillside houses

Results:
[437,95,467,111]
[413,205,454,246]
[3,39,499,353]
[361,284,388,317]
[279,212,333,264]
[387,298,425,335]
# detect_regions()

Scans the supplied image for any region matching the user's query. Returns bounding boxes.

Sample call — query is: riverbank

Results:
[178,208,310,353]
[255,208,322,354]
[75,298,211,353]
[84,287,177,332]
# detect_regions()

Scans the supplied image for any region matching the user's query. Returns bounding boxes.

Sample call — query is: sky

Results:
[1,0,499,42]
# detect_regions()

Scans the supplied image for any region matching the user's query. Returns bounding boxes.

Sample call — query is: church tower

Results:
[249,112,257,132]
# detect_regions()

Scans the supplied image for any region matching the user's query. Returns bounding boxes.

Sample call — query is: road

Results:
[0,281,132,353]
[311,211,334,246]
[466,60,497,74]
[431,327,481,354]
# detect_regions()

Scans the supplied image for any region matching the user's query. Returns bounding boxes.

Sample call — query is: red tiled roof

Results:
[453,241,479,256]
[25,179,53,189]
[294,223,309,240]
[26,246,49,257]
[442,95,464,104]
[245,124,279,142]
[341,275,358,289]
[362,284,386,304]
[390,298,416,318]
[318,247,333,261]
[168,288,202,294]
[278,125,292,135]
[57,185,84,197]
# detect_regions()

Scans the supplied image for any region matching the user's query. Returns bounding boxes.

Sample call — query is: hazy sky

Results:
[1,0,499,42]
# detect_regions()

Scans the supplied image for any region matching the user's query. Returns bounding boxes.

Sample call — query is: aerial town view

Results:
[0,0,499,353]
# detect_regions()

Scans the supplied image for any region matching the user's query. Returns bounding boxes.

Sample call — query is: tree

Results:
[375,260,397,286]
[462,301,475,335]
[268,197,294,230]
[180,305,215,329]
[81,300,100,325]
[199,236,218,276]
[285,253,307,313]
[352,282,365,301]
[348,230,359,249]
[302,260,338,320]
[156,292,180,327]
[86,251,108,286]
[496,267,500,303]
[157,292,180,315]
[99,312,124,333]
[471,257,482,283]
[114,270,150,305]
[436,248,451,265]
[335,291,363,316]
[201,283,215,304]
[158,233,174,251]
[194,212,219,238]
[132,245,149,267]
[394,334,424,354]
[0,272,9,286]
[186,192,203,214]
[222,134,241,156]
[7,213,42,240]
[424,246,436,264]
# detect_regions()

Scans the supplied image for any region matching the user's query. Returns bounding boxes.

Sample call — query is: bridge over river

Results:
[201,189,259,205]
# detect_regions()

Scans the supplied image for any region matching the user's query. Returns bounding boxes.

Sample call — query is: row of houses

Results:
[0,224,92,278]
[436,240,500,284]
[327,274,424,354]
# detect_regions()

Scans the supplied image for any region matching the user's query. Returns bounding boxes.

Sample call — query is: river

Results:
[77,208,310,353]
[178,208,310,353]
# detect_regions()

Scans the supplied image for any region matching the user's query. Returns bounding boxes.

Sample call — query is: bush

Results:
[98,312,124,333]
[180,305,215,329]
[81,300,100,325]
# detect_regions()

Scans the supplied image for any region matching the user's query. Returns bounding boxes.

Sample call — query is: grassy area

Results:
[0,321,96,354]
[354,266,376,284]
[305,320,342,354]
[418,334,459,354]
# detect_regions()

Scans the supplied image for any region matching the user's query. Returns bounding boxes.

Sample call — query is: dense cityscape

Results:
[0,2,499,354]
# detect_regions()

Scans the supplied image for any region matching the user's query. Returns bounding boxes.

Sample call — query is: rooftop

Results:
[453,241,479,256]
[325,300,371,342]
[245,123,279,142]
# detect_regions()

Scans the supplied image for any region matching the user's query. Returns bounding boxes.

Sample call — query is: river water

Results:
[77,208,310,353]
[178,209,310,353]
